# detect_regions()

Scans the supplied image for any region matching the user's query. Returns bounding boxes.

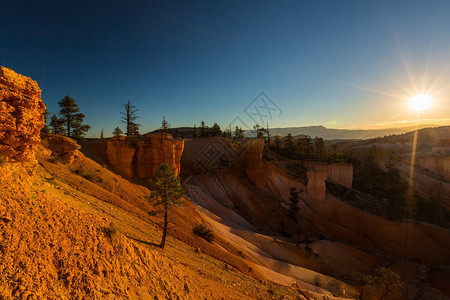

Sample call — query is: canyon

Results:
[1,66,450,299]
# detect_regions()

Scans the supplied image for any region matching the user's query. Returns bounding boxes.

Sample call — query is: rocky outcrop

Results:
[244,138,265,169]
[41,134,81,164]
[134,133,184,180]
[307,171,327,203]
[305,162,353,188]
[106,137,136,178]
[105,133,184,180]
[0,66,45,162]
[416,155,450,181]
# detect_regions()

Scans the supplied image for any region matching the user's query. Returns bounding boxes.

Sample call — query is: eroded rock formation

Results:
[105,136,136,178]
[305,162,353,188]
[0,66,45,162]
[244,138,265,169]
[41,134,81,164]
[307,171,327,203]
[105,133,184,180]
[416,155,450,181]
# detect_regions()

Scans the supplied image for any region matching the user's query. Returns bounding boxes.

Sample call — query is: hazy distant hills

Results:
[251,125,440,140]
[152,125,449,141]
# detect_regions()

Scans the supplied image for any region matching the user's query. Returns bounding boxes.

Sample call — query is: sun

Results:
[409,94,432,112]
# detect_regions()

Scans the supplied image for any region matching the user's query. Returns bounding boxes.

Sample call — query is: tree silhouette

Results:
[193,125,198,138]
[41,109,50,133]
[121,100,140,136]
[200,121,208,137]
[161,116,170,133]
[58,95,90,139]
[100,129,104,139]
[210,123,222,137]
[113,126,123,137]
[234,126,244,139]
[147,163,184,249]
[253,124,266,138]
[50,114,65,135]
[289,187,300,220]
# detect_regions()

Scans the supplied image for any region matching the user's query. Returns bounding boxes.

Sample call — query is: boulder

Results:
[0,66,45,162]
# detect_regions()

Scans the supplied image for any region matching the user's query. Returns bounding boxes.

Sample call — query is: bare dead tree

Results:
[120,100,140,136]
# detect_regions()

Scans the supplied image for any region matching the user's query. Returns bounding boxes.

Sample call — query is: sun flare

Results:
[409,94,432,112]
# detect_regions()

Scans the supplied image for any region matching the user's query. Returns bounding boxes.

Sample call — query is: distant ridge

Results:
[150,125,447,140]
[246,125,440,140]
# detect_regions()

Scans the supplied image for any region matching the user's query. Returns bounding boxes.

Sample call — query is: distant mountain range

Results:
[153,124,448,141]
[247,125,440,140]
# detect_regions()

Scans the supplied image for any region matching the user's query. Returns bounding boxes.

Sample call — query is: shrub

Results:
[193,224,215,243]
[103,223,118,239]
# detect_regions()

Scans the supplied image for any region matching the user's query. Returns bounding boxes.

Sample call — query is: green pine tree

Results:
[147,163,184,249]
[58,95,90,139]
[49,114,65,135]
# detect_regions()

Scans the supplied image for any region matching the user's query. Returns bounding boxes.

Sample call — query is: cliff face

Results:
[0,66,45,162]
[306,171,327,202]
[105,137,136,178]
[105,133,184,180]
[244,139,265,169]
[416,156,450,181]
[134,133,184,180]
[305,162,353,189]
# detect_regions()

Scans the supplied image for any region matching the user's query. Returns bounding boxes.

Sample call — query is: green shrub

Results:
[193,224,215,243]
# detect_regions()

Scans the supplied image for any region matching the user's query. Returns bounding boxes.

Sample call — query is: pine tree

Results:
[147,163,184,249]
[129,122,140,136]
[200,121,207,137]
[274,135,282,150]
[161,116,170,133]
[210,123,222,137]
[41,109,50,133]
[58,95,90,139]
[50,114,65,135]
[289,187,300,220]
[193,125,198,138]
[113,126,123,137]
[234,126,244,139]
[253,124,266,138]
[100,129,104,139]
[222,129,232,138]
[284,133,295,155]
[121,100,140,136]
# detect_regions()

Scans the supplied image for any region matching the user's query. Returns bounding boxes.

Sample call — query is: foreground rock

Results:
[41,133,81,164]
[0,66,45,162]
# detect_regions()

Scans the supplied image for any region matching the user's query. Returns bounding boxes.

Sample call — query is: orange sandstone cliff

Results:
[105,134,184,180]
[0,66,45,162]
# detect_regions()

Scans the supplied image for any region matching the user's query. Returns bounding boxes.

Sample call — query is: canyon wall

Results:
[306,171,327,203]
[305,162,353,188]
[244,138,265,169]
[105,133,184,180]
[0,66,45,162]
[416,155,450,181]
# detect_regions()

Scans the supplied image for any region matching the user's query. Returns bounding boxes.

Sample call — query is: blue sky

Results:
[2,0,450,137]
